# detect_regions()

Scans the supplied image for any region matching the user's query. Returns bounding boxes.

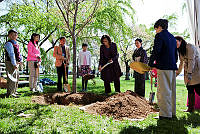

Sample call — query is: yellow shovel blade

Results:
[130,62,151,74]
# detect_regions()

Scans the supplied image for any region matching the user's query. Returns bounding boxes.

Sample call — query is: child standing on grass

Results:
[78,43,91,92]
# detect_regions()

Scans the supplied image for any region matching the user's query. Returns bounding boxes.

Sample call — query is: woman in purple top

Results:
[99,35,122,94]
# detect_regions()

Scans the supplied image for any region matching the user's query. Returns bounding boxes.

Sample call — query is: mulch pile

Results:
[32,90,157,120]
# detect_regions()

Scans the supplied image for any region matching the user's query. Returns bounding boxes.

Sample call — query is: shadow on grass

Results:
[120,112,200,134]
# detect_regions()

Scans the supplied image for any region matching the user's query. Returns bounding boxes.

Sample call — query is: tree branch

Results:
[55,0,72,35]
[39,26,57,47]
[76,0,100,36]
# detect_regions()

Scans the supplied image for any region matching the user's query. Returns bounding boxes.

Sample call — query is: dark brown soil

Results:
[84,90,157,120]
[32,90,157,120]
[32,92,107,105]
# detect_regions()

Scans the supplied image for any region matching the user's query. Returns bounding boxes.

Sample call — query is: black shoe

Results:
[104,92,111,96]
[159,116,172,120]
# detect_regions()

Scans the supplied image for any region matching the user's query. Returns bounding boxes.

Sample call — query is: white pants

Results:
[157,69,176,117]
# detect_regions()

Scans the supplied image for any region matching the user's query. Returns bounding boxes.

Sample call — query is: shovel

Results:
[64,64,71,93]
[129,61,151,74]
[83,61,113,81]
[149,74,155,104]
[36,63,43,92]
[100,60,113,71]
[8,69,18,82]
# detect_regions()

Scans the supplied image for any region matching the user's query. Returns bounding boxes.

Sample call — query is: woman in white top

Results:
[78,43,91,91]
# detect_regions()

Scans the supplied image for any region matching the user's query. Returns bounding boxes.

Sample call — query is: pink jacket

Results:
[27,41,41,62]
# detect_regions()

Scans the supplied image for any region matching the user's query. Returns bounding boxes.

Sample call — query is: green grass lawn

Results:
[0,76,200,134]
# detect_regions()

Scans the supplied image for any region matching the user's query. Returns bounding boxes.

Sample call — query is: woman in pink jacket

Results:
[27,33,41,92]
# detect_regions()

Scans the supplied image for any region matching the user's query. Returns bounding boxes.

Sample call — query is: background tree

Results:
[0,0,66,73]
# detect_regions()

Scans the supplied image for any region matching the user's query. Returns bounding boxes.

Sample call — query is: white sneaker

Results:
[32,88,37,92]
[10,93,19,98]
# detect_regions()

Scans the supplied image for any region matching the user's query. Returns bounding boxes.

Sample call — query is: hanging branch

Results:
[55,0,72,34]
[76,0,99,36]
[39,26,57,47]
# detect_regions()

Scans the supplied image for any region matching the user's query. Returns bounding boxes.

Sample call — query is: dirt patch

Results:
[32,92,107,105]
[83,90,157,120]
[32,90,157,120]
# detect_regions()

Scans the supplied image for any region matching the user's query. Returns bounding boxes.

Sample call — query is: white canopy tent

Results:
[187,0,200,47]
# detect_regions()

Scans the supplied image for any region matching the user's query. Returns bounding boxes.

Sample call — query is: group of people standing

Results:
[3,18,200,120]
[149,19,200,119]
[4,30,41,97]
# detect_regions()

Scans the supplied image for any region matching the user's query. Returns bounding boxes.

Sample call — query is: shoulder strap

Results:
[7,40,13,45]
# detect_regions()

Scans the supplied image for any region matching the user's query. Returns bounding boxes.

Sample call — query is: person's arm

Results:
[187,45,196,74]
[88,51,92,73]
[5,42,17,66]
[65,46,70,64]
[88,51,91,67]
[111,43,119,62]
[53,46,64,60]
[132,50,136,61]
[176,54,183,76]
[67,47,70,64]
[149,34,163,67]
[140,49,148,64]
[78,52,81,68]
[99,45,104,70]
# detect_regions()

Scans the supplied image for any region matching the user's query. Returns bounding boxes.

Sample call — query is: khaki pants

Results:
[28,61,39,89]
[5,61,19,95]
[157,69,176,117]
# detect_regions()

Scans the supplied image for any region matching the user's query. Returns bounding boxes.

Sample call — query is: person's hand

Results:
[17,62,22,65]
[187,73,192,84]
[149,71,153,77]
[88,67,91,74]
[14,65,18,69]
[109,59,113,63]
[61,56,65,60]
[150,67,156,70]
[99,66,102,72]
[176,70,179,77]
[135,56,141,62]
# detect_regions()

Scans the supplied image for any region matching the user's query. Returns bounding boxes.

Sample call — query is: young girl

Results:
[78,43,91,92]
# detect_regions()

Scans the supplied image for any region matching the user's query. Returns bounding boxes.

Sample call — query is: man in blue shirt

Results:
[149,19,178,119]
[5,29,22,98]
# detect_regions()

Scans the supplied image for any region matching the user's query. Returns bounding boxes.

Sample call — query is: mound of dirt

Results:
[32,92,107,105]
[32,90,157,120]
[83,90,156,120]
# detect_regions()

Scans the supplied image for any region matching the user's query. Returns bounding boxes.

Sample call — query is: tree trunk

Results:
[72,35,77,93]
[77,59,79,78]
[125,61,130,80]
